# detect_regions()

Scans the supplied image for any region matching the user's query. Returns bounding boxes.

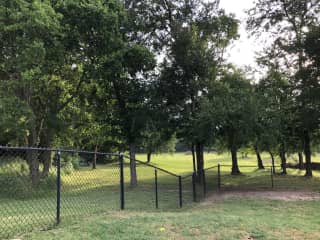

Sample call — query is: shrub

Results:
[60,153,81,174]
[0,159,57,199]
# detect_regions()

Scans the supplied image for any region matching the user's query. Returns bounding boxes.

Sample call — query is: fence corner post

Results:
[119,152,125,210]
[56,149,61,225]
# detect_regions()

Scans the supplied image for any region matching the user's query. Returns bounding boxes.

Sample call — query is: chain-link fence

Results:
[0,147,58,239]
[218,165,275,190]
[59,150,120,219]
[0,145,293,239]
[0,146,120,239]
[122,156,182,210]
[0,147,187,239]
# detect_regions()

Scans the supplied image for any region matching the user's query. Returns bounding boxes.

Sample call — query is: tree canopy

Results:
[1,0,319,183]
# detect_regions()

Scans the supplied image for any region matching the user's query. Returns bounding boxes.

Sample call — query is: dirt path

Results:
[204,190,320,203]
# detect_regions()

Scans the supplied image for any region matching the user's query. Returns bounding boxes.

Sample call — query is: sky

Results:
[218,0,260,69]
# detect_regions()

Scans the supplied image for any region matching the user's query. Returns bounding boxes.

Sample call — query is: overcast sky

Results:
[218,0,260,69]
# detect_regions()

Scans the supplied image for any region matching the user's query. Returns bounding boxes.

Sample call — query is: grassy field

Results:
[1,152,320,239]
[23,198,320,240]
[135,152,320,174]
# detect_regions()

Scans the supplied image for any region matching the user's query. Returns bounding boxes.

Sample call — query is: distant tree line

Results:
[0,0,319,185]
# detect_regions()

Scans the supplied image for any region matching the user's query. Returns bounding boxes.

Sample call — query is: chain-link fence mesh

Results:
[0,147,57,239]
[204,166,219,193]
[156,170,180,209]
[122,157,181,210]
[1,145,299,239]
[60,151,120,219]
[123,159,155,210]
[181,174,194,205]
[218,165,275,190]
[0,147,120,240]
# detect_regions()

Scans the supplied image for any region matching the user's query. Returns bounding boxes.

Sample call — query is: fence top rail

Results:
[123,155,180,178]
[181,173,193,179]
[0,146,119,157]
[219,164,280,168]
[204,165,218,171]
[181,165,219,179]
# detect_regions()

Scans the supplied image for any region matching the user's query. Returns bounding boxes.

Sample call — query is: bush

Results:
[0,159,56,199]
[60,153,81,174]
[0,173,31,198]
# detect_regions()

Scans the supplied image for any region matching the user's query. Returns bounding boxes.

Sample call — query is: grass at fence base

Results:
[24,198,320,240]
[1,152,320,239]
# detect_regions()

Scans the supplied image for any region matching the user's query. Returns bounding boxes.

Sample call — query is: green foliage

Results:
[0,159,56,199]
[158,1,239,148]
[203,68,256,151]
[247,0,320,176]
[0,95,34,145]
[60,153,80,174]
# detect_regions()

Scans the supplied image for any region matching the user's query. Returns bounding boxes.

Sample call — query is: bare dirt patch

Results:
[204,190,320,203]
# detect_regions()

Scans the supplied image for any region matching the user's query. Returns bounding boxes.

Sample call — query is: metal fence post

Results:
[272,160,276,174]
[218,164,221,190]
[56,150,61,225]
[270,167,274,189]
[154,169,158,209]
[119,153,125,210]
[202,169,207,197]
[192,172,197,202]
[178,176,182,208]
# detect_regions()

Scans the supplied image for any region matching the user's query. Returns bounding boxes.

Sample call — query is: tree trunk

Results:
[93,145,98,169]
[191,143,196,174]
[27,127,40,186]
[298,152,304,170]
[269,151,275,174]
[304,131,312,177]
[279,144,287,175]
[39,128,54,177]
[129,143,138,186]
[231,147,241,175]
[147,151,152,163]
[41,150,52,178]
[254,144,264,169]
[195,142,204,182]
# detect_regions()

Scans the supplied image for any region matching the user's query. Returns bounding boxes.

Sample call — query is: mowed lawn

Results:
[2,152,320,240]
[24,198,320,240]
[136,151,320,174]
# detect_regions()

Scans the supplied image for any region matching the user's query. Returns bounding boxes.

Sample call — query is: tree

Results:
[256,68,296,174]
[247,0,320,177]
[141,127,177,163]
[0,0,128,183]
[204,69,256,175]
[297,24,320,175]
[0,0,74,184]
[155,1,238,177]
[102,43,156,186]
[0,94,33,146]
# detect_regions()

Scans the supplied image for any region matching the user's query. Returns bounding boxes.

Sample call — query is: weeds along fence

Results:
[0,146,189,239]
[0,146,282,239]
[0,146,120,239]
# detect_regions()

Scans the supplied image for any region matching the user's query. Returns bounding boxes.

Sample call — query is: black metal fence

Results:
[0,146,282,239]
[0,146,120,239]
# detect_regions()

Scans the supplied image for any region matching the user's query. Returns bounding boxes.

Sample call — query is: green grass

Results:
[1,152,320,239]
[23,199,320,240]
[135,152,320,174]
